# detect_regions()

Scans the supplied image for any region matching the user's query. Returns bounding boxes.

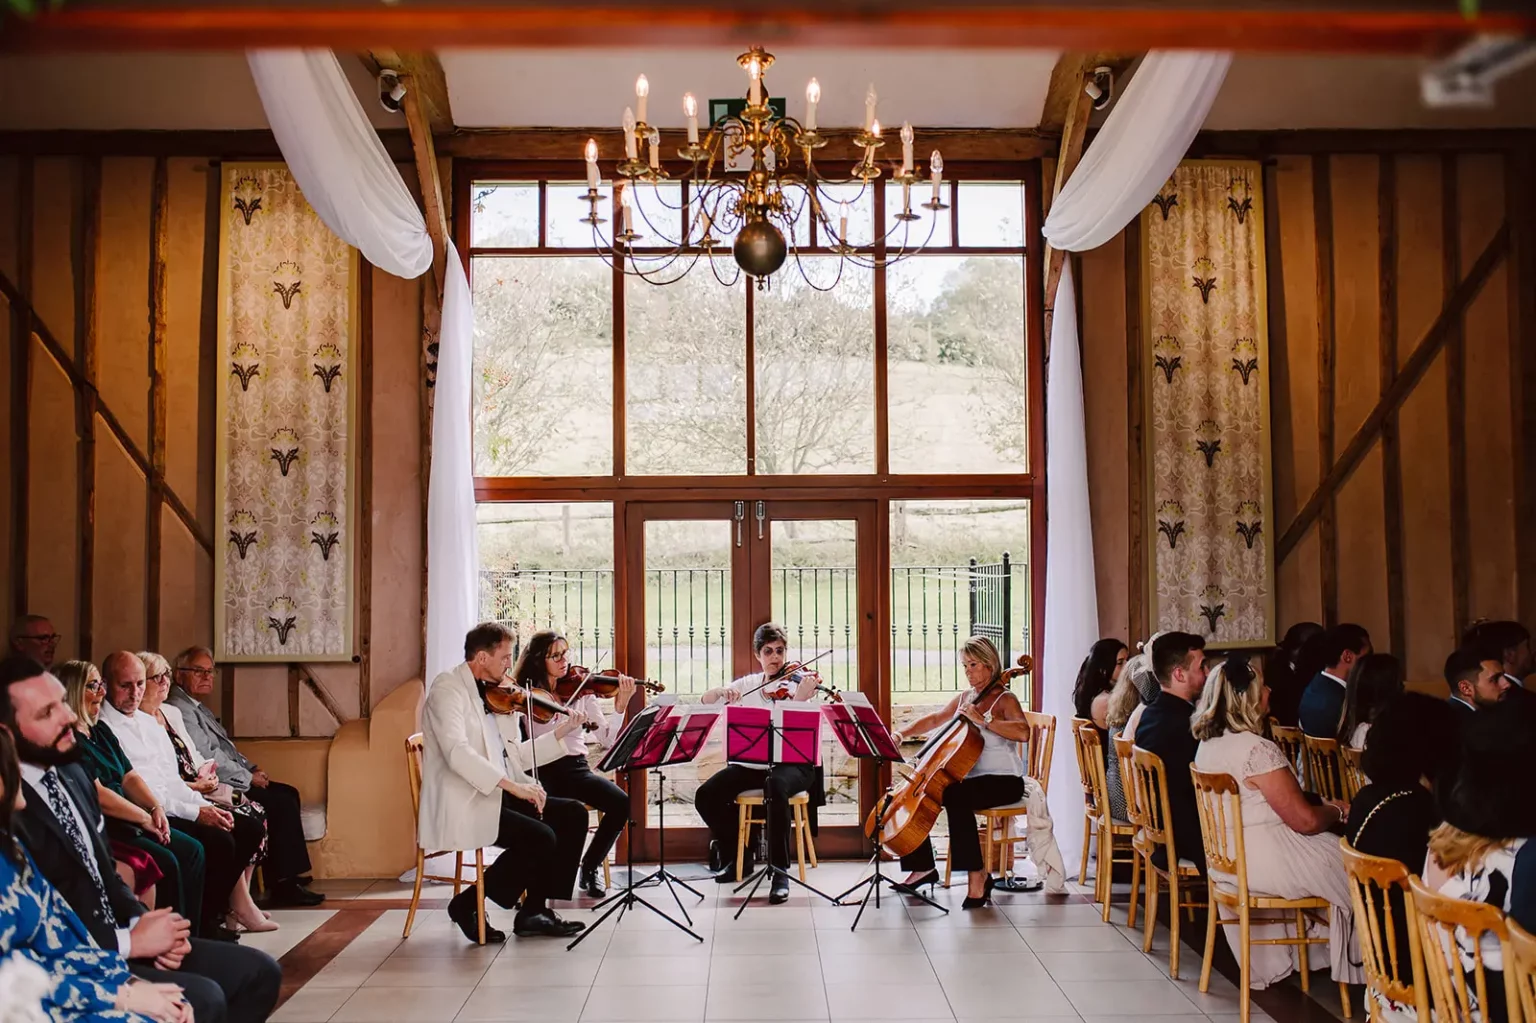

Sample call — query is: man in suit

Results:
[8,613,60,668]
[2,655,281,1023]
[1445,647,1510,717]
[1297,623,1372,737]
[420,622,592,942]
[1462,620,1533,703]
[1133,632,1208,873]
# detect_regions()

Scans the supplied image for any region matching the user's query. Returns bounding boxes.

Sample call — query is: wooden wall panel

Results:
[92,429,148,660]
[1080,235,1130,642]
[27,341,79,647]
[96,157,152,456]
[1395,155,1456,682]
[1269,156,1322,529]
[164,158,211,519]
[0,158,18,282]
[30,158,78,356]
[0,302,11,632]
[235,664,290,737]
[1334,446,1392,644]
[1457,154,1516,627]
[1278,525,1325,630]
[157,509,212,655]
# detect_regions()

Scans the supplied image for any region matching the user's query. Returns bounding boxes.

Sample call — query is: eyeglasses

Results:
[84,680,106,693]
[176,667,215,678]
[21,633,60,643]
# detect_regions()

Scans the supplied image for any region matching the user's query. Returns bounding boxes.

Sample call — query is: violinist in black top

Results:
[515,630,638,899]
[695,623,824,902]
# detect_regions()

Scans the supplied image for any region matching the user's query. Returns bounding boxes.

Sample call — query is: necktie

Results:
[41,770,117,929]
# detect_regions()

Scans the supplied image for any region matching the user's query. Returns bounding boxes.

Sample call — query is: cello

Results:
[864,653,1033,858]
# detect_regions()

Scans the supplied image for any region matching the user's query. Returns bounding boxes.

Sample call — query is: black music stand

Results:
[824,694,949,929]
[724,704,840,917]
[566,703,706,950]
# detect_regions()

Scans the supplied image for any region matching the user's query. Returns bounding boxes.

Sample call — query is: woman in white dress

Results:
[1192,653,1363,989]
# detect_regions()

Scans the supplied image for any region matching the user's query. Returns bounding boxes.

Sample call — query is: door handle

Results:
[755,501,765,540]
[734,501,745,548]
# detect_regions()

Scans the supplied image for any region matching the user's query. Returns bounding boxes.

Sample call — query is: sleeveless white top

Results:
[967,707,1024,779]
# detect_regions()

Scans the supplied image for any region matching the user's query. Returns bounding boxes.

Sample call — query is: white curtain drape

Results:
[1036,51,1231,877]
[248,49,479,688]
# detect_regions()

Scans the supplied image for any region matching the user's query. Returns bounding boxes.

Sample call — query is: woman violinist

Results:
[892,636,1068,906]
[695,623,825,902]
[512,630,638,899]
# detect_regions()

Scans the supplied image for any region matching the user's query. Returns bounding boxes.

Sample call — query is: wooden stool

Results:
[403,733,488,943]
[735,789,817,882]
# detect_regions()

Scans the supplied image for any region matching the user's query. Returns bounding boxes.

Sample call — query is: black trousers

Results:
[171,812,265,929]
[483,791,587,912]
[536,755,629,872]
[695,763,817,870]
[244,779,312,883]
[130,938,281,1023]
[899,774,1023,874]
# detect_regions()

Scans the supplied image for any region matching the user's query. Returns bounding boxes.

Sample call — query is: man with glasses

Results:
[166,646,321,908]
[9,614,60,667]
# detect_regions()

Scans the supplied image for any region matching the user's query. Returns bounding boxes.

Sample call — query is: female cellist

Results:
[891,636,1068,906]
[512,630,637,899]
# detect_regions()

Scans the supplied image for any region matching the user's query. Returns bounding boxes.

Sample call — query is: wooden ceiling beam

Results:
[1042,54,1100,317]
[359,50,455,135]
[3,5,1529,54]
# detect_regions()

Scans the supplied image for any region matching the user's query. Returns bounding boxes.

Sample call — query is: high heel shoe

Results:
[901,869,940,893]
[961,875,996,910]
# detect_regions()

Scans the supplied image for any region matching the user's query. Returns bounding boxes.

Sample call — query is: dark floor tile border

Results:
[274,906,386,1007]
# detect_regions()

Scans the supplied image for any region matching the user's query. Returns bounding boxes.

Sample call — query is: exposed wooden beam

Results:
[0,130,414,161]
[297,665,349,727]
[287,664,300,737]
[399,76,449,296]
[146,156,169,648]
[1377,155,1406,659]
[1313,156,1339,626]
[361,50,455,135]
[3,4,1528,53]
[1442,154,1469,638]
[1510,145,1536,630]
[1124,214,1146,641]
[1039,52,1136,133]
[9,159,33,619]
[1276,219,1510,562]
[1043,55,1096,317]
[357,261,374,719]
[76,157,101,660]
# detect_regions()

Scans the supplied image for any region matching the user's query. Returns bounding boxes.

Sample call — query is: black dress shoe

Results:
[708,840,724,873]
[513,910,585,938]
[961,875,997,910]
[768,876,790,904]
[296,874,314,886]
[268,882,325,908]
[580,864,606,899]
[447,890,506,944]
[203,924,242,943]
[714,861,746,884]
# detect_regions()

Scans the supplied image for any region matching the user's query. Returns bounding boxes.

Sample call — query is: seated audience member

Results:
[61,660,208,933]
[1102,646,1155,822]
[1193,653,1361,989]
[3,656,282,1023]
[0,724,193,1023]
[167,646,321,908]
[1463,619,1533,699]
[1132,632,1208,872]
[1073,638,1128,728]
[100,651,264,941]
[1340,653,1406,748]
[1445,647,1510,718]
[1266,621,1325,728]
[1425,700,1536,1023]
[140,652,273,935]
[8,614,60,669]
[1298,623,1371,737]
[1347,692,1460,1016]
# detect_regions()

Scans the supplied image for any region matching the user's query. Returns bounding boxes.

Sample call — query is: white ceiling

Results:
[1,49,1534,132]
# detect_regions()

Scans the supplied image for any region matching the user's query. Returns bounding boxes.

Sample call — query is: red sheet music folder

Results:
[821,692,903,761]
[723,704,822,768]
[630,701,722,768]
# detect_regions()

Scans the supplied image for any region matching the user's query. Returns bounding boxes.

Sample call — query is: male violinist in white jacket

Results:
[419,622,592,941]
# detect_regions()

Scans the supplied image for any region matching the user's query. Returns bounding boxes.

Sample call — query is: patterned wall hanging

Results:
[216,164,358,661]
[1142,160,1275,646]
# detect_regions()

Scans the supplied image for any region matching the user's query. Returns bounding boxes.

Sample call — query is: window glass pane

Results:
[884,180,951,247]
[957,181,1025,247]
[477,502,615,666]
[547,181,600,248]
[886,256,1027,473]
[472,257,613,476]
[753,258,874,474]
[628,180,684,248]
[471,182,539,247]
[625,272,747,474]
[815,181,875,247]
[778,183,814,248]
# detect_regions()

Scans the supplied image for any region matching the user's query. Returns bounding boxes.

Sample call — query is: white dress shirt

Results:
[100,703,211,820]
[526,693,623,759]
[19,762,136,956]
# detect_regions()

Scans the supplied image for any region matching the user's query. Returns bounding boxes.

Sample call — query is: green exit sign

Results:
[708,97,788,124]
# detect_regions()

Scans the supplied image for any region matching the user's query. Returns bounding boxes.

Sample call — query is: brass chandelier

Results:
[580,47,947,290]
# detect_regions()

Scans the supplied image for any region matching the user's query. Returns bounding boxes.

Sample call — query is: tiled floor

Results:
[252,865,1354,1023]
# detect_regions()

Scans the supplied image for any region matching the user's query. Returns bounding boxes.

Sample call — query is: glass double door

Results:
[623,499,879,862]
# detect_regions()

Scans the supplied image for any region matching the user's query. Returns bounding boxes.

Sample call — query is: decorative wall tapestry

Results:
[216,163,358,660]
[1142,160,1275,646]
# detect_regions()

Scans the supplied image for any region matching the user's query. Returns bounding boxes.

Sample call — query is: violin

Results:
[752,650,833,701]
[482,681,572,720]
[551,665,665,704]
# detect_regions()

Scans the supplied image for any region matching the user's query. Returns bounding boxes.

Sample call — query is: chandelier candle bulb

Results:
[619,183,632,232]
[930,150,944,202]
[805,78,820,131]
[839,201,850,245]
[623,107,638,159]
[635,74,649,126]
[865,83,878,131]
[584,138,600,189]
[902,179,912,214]
[648,129,660,169]
[748,57,763,107]
[900,121,914,175]
[684,92,699,144]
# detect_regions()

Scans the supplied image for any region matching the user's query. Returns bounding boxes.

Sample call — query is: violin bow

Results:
[741,649,834,700]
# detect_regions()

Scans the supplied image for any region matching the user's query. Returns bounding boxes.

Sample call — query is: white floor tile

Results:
[271,986,358,1023]
[331,985,472,1022]
[705,981,830,1021]
[581,984,707,1022]
[824,981,955,1020]
[455,985,584,1022]
[1054,980,1203,1016]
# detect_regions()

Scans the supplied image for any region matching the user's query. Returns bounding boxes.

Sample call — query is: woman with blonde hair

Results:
[1192,652,1362,989]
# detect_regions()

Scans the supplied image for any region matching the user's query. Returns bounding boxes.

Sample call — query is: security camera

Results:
[379,70,407,114]
[1083,65,1114,111]
[1421,35,1536,108]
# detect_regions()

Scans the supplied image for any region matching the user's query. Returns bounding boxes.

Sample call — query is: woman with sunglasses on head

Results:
[1192,653,1362,990]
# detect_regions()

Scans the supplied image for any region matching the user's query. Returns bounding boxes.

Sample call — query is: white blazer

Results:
[417,662,564,852]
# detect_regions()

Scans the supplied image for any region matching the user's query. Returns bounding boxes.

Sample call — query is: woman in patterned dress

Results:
[0,726,190,1023]
[137,653,275,935]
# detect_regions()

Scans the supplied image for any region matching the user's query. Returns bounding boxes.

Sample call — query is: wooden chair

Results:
[943,710,1056,887]
[1339,839,1429,1023]
[1269,722,1307,786]
[403,733,487,943]
[1340,746,1367,802]
[1508,917,1536,1023]
[1071,715,1098,886]
[1409,874,1521,1023]
[735,789,817,882]
[1191,766,1352,1023]
[1129,746,1205,977]
[1114,735,1143,926]
[1304,734,1345,801]
[1079,724,1136,920]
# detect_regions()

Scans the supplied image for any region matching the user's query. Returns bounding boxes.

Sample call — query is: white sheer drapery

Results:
[1036,51,1231,876]
[248,49,479,687]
